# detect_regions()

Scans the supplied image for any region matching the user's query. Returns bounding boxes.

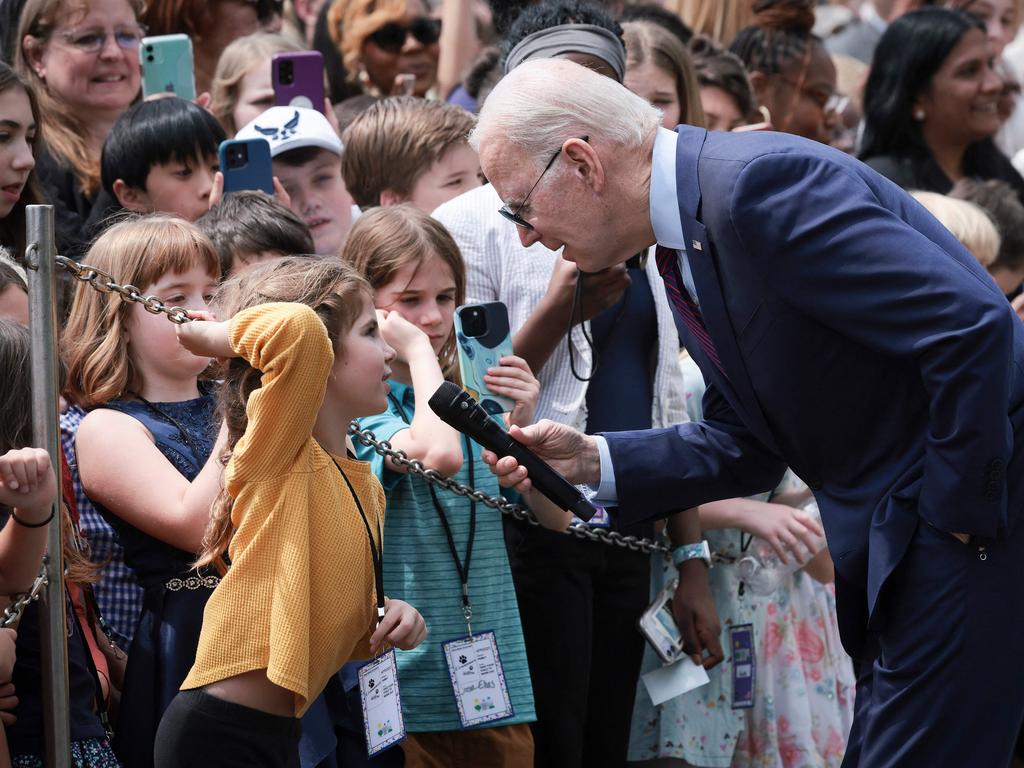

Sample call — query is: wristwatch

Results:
[671,540,712,569]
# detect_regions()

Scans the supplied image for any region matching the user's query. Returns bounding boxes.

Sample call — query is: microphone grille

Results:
[427,381,468,415]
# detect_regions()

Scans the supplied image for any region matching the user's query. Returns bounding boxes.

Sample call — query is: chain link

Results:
[51,251,669,556]
[2,556,50,628]
[55,254,192,324]
[348,425,669,555]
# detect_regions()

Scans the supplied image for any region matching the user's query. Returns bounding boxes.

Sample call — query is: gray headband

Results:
[504,23,626,82]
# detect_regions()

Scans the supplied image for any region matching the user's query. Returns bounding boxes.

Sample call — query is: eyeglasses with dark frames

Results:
[498,135,589,231]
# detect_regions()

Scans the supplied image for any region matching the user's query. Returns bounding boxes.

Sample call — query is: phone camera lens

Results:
[146,55,154,62]
[280,60,294,85]
[145,45,153,51]
[461,307,488,338]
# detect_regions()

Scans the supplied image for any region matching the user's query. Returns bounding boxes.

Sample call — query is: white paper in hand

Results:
[641,656,710,706]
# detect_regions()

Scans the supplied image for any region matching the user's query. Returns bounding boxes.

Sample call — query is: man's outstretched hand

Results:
[481,420,602,492]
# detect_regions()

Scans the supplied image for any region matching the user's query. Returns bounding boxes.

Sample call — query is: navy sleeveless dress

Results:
[90,390,218,768]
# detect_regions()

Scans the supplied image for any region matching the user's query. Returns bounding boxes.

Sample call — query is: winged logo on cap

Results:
[253,110,301,143]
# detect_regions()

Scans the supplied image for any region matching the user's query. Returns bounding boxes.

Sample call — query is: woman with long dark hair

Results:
[0,61,42,259]
[860,7,1024,199]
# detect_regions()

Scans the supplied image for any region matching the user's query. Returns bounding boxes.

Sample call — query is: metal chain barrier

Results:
[52,251,670,557]
[348,425,669,555]
[2,557,50,628]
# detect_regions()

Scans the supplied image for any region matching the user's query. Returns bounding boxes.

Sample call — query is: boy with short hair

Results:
[195,191,315,277]
[98,97,226,224]
[341,96,482,213]
[235,106,355,256]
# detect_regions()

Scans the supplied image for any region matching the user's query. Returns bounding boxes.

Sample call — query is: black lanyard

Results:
[388,392,477,634]
[328,452,386,626]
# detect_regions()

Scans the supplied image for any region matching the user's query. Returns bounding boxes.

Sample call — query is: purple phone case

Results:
[272,51,326,115]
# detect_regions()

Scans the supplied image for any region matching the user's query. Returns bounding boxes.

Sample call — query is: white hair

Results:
[469,58,661,170]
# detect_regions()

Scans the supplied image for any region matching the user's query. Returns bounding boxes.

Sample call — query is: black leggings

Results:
[154,689,300,768]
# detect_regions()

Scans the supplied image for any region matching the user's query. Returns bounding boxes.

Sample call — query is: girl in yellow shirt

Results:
[155,256,426,768]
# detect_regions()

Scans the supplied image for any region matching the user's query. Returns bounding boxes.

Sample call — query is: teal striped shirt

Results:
[356,380,536,733]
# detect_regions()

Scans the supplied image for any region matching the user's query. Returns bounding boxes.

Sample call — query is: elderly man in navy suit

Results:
[474,58,1024,766]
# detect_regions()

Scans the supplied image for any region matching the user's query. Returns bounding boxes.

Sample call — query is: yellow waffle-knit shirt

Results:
[181,302,384,716]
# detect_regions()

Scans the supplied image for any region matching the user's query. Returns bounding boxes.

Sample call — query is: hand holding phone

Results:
[454,302,514,415]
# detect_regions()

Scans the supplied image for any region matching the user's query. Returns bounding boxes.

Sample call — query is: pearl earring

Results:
[913,108,926,121]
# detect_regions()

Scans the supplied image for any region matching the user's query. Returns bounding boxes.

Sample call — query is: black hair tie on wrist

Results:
[11,508,55,528]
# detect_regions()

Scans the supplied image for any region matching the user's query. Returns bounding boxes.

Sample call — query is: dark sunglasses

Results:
[368,17,442,53]
[243,0,284,23]
[498,136,589,231]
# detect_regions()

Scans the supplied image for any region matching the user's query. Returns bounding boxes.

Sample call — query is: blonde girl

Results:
[344,205,568,768]
[65,216,225,768]
[156,256,425,768]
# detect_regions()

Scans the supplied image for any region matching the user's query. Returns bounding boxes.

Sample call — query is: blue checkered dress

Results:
[60,406,143,648]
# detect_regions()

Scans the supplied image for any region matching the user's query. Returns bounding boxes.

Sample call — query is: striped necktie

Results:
[655,245,727,378]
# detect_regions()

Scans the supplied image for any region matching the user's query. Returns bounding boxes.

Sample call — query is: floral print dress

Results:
[626,353,855,767]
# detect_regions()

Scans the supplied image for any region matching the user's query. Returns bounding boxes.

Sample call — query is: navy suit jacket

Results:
[604,126,1024,654]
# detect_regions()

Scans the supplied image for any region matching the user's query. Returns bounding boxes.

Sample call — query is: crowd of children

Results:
[3,0,1024,766]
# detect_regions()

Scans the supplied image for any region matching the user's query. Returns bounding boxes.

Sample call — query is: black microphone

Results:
[428,381,599,522]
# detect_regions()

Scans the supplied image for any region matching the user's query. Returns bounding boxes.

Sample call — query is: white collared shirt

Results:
[592,128,702,502]
[650,126,700,302]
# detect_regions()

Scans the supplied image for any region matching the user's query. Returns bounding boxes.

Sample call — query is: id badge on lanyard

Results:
[329,452,408,755]
[730,624,755,709]
[443,630,515,728]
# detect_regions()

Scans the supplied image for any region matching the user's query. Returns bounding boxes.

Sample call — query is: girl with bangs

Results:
[64,215,225,768]
[344,205,569,768]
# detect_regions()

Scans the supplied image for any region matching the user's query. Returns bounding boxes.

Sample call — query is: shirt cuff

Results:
[586,435,618,505]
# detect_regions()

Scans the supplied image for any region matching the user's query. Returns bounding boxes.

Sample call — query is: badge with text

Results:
[358,650,406,755]
[730,624,756,709]
[442,631,514,728]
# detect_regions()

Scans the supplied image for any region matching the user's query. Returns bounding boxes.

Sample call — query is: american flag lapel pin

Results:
[691,239,703,251]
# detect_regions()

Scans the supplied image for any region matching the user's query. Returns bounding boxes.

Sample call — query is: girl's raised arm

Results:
[0,448,56,594]
[216,303,334,486]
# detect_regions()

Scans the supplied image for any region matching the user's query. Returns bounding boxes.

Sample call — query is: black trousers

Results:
[503,516,650,768]
[154,689,301,768]
[842,520,1024,767]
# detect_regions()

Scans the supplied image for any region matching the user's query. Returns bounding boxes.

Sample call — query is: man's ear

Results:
[379,189,404,207]
[113,179,150,214]
[564,137,604,194]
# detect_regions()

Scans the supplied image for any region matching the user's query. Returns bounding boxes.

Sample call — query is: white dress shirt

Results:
[593,127,698,503]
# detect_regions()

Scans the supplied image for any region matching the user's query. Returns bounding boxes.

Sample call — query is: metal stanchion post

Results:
[24,204,71,768]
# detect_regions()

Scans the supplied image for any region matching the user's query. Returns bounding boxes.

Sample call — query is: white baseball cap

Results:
[235,106,342,157]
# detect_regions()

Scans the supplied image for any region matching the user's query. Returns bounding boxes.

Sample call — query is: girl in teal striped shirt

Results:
[344,205,569,768]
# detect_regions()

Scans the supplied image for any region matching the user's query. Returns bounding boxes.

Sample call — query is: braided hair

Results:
[729,0,817,77]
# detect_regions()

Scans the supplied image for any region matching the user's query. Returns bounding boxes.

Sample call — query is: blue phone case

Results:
[272,51,326,114]
[139,34,196,101]
[218,139,274,195]
[454,302,515,416]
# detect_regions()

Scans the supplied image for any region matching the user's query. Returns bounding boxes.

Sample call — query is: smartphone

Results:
[638,576,686,664]
[272,51,326,114]
[139,34,196,101]
[218,138,274,195]
[454,302,514,416]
